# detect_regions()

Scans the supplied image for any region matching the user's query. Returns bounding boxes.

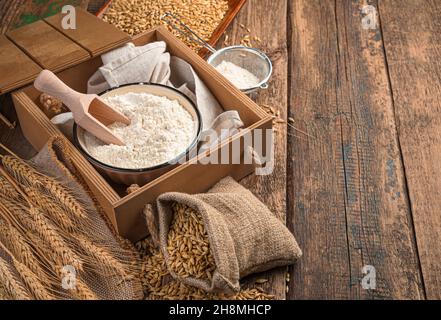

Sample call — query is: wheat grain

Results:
[102,0,229,51]
[141,247,274,300]
[0,196,34,230]
[167,203,215,280]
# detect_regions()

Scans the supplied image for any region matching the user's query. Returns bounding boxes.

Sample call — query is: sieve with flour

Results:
[162,13,272,94]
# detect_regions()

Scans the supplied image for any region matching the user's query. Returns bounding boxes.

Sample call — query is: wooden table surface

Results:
[1,0,441,300]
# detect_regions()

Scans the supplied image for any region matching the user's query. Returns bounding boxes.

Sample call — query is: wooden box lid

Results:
[45,8,130,57]
[0,7,130,95]
[0,35,42,94]
[7,20,90,73]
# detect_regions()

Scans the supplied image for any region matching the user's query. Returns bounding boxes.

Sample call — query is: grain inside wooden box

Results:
[12,26,272,242]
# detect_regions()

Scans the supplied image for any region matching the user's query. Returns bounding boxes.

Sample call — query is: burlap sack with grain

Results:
[153,176,302,294]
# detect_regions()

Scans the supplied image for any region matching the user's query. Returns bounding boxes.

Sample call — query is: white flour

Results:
[215,61,260,90]
[83,92,196,169]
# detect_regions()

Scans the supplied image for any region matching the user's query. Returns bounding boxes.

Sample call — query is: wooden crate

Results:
[12,26,273,242]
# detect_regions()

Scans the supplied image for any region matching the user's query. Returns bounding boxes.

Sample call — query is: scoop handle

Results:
[34,70,86,114]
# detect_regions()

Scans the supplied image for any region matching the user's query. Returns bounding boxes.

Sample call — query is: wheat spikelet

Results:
[13,259,55,300]
[0,222,50,283]
[0,257,31,300]
[29,207,83,272]
[76,235,130,277]
[25,187,76,233]
[2,156,87,220]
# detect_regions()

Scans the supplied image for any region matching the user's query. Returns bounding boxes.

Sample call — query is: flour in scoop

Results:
[215,61,260,90]
[83,92,196,169]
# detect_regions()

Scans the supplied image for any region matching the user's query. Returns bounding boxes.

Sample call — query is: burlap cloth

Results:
[148,176,302,294]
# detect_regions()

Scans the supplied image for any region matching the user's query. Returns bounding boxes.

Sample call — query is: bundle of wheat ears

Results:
[0,145,142,300]
[0,138,273,300]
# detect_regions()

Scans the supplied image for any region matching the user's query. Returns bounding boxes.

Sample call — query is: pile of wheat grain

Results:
[167,202,216,280]
[102,0,229,51]
[0,155,141,300]
[137,203,274,300]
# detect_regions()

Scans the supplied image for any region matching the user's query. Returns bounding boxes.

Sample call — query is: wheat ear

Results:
[0,256,31,300]
[25,187,76,233]
[2,156,88,220]
[72,280,98,300]
[0,196,34,231]
[12,259,55,300]
[0,175,21,200]
[28,206,83,272]
[76,235,130,277]
[0,222,51,283]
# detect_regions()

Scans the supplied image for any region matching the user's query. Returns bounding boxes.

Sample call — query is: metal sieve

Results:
[162,13,272,94]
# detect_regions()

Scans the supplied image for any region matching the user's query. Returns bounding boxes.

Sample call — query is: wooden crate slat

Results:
[0,35,42,93]
[6,20,90,73]
[45,7,130,57]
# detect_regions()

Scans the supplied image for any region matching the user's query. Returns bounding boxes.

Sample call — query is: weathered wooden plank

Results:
[222,0,289,299]
[379,0,441,299]
[287,0,423,299]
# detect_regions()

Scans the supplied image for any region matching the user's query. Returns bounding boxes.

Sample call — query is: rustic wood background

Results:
[1,0,440,299]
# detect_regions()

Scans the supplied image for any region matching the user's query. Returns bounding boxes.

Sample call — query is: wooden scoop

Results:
[34,70,130,145]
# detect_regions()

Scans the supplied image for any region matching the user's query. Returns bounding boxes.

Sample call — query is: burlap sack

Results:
[153,176,302,294]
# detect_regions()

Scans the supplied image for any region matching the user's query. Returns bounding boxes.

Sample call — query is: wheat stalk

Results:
[0,256,31,300]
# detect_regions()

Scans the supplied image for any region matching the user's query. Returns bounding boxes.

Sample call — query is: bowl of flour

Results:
[74,83,202,186]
